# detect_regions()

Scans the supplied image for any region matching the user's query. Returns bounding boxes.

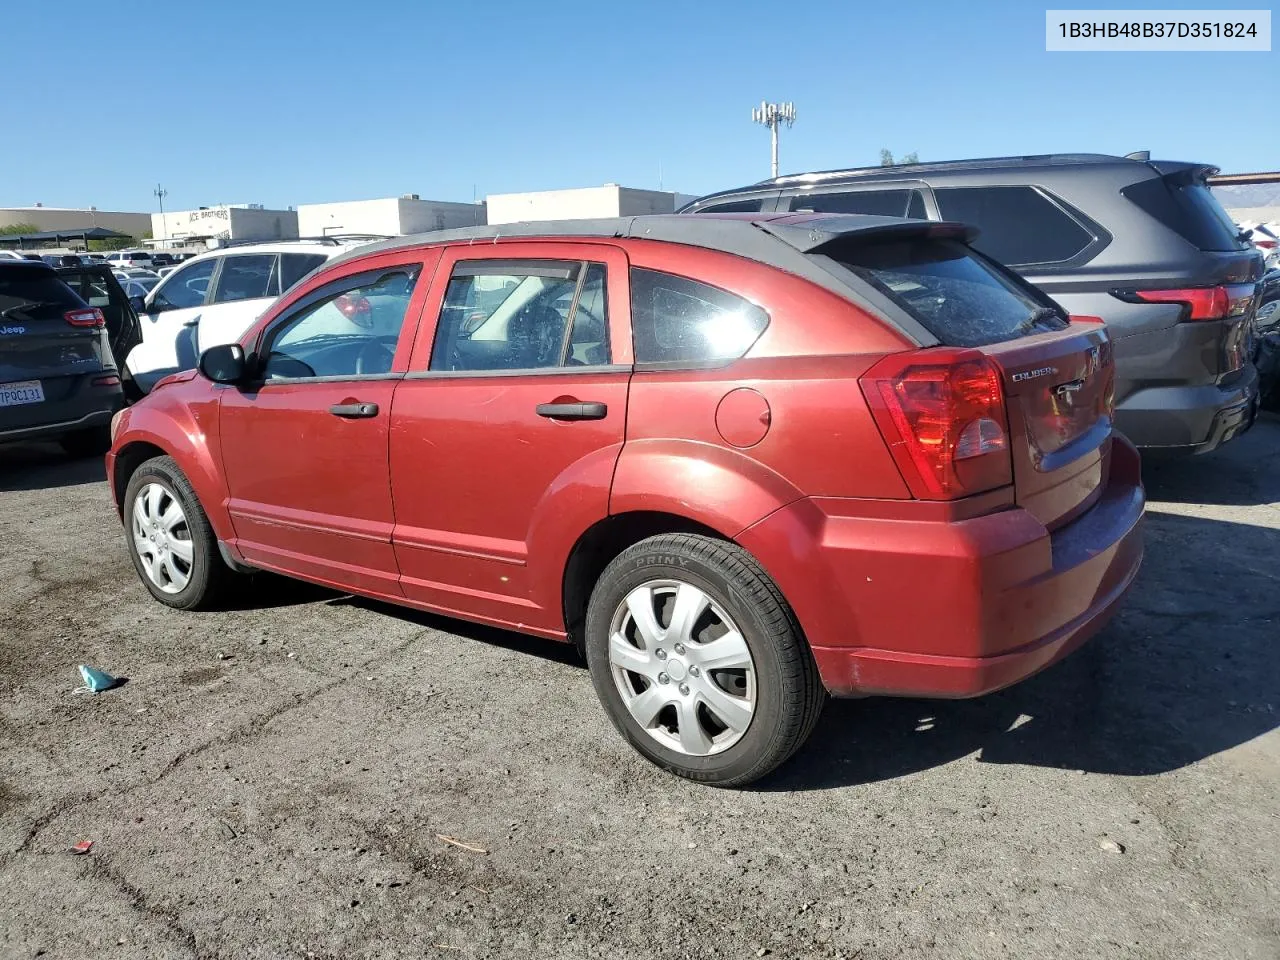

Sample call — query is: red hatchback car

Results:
[107,214,1144,786]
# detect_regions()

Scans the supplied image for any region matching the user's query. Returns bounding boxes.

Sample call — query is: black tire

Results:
[585,533,825,787]
[122,455,235,610]
[59,425,112,459]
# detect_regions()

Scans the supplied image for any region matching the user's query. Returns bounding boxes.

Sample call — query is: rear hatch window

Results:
[830,238,1067,346]
[1122,173,1250,252]
[0,268,88,322]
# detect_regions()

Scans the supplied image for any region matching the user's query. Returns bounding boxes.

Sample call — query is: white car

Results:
[125,239,366,393]
[105,250,160,271]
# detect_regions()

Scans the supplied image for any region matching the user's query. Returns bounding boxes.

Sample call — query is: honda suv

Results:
[683,153,1265,455]
[107,214,1144,786]
[1,260,126,456]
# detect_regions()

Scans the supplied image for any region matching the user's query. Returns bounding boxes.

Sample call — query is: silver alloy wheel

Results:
[130,481,194,594]
[608,579,757,756]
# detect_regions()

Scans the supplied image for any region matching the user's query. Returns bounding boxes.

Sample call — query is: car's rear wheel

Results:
[123,455,233,610]
[585,533,825,787]
[59,425,112,459]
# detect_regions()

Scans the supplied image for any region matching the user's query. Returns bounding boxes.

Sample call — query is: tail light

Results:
[860,350,1012,500]
[336,294,373,327]
[91,375,120,387]
[65,307,105,328]
[1130,284,1256,321]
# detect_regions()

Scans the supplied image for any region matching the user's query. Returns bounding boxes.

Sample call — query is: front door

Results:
[217,256,433,596]
[390,242,633,634]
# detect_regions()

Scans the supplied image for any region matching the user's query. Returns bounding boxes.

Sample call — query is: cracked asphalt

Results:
[1,418,1278,960]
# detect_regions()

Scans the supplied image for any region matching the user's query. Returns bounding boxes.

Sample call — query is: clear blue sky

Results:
[1,0,1275,213]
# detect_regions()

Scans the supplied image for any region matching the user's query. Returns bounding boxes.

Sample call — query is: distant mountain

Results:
[1212,184,1280,208]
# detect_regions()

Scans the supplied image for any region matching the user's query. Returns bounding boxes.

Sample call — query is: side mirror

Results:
[128,295,147,314]
[198,343,247,384]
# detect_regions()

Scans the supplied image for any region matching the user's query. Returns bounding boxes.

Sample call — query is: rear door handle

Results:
[329,401,379,418]
[536,401,608,421]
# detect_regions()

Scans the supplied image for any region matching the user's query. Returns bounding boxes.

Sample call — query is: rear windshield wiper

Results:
[1013,306,1065,335]
[1,301,56,320]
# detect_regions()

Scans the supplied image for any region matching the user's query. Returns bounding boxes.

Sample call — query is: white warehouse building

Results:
[486,184,696,224]
[152,204,299,245]
[296,195,486,237]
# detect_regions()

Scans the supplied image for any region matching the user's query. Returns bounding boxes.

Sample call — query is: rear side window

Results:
[630,268,769,365]
[1123,177,1249,252]
[789,189,928,220]
[279,253,328,291]
[696,198,767,213]
[212,254,277,303]
[933,186,1094,267]
[831,238,1062,347]
[0,269,86,322]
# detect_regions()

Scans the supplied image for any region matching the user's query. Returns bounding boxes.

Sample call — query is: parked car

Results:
[0,250,28,261]
[0,259,126,455]
[41,254,84,267]
[120,277,159,299]
[107,214,1144,786]
[57,263,144,401]
[124,238,366,394]
[684,153,1265,455]
[105,250,159,271]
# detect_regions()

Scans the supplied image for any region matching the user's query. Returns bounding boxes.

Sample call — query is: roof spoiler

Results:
[755,216,979,253]
[1146,160,1220,184]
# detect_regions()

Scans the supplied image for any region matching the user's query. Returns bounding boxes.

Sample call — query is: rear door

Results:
[0,266,108,431]
[389,242,632,634]
[195,253,282,354]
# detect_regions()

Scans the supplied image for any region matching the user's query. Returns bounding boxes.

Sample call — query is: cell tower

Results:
[751,101,796,179]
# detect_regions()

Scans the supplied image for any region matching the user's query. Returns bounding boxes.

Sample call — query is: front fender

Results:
[609,439,804,537]
[111,383,232,542]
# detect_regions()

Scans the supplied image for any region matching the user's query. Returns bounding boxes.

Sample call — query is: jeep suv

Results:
[683,153,1264,455]
[0,259,126,456]
[108,214,1143,786]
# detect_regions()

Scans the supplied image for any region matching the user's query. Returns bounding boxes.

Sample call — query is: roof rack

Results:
[207,234,393,250]
[763,152,1130,186]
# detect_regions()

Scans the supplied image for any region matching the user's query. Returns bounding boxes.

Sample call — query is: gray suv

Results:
[683,153,1263,454]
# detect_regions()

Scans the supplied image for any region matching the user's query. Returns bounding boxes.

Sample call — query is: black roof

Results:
[0,258,56,274]
[0,226,131,246]
[323,213,971,348]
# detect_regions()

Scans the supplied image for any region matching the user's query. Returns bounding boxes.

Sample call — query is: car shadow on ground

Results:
[0,442,105,491]
[757,506,1280,791]
[1140,412,1280,507]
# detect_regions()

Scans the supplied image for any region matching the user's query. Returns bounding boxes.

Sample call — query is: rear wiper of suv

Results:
[1,301,55,320]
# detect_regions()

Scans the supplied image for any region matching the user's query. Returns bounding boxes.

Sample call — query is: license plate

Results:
[0,380,45,407]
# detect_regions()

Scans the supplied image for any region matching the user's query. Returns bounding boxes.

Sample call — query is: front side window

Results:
[262,269,420,380]
[630,268,769,365]
[789,188,928,219]
[212,254,277,303]
[151,257,217,310]
[933,186,1094,266]
[429,260,609,372]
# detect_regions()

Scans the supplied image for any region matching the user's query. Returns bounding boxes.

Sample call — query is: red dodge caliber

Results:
[107,214,1144,786]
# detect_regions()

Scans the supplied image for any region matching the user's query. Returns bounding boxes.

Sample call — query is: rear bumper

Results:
[1115,361,1259,454]
[737,437,1145,699]
[0,379,122,443]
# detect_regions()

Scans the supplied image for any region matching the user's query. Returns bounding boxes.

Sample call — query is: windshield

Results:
[830,238,1066,347]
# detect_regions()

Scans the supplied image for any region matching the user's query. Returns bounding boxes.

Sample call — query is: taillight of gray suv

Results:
[683,153,1264,455]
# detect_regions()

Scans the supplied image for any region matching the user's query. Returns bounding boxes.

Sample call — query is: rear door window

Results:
[695,198,768,213]
[429,260,609,372]
[830,238,1063,347]
[212,254,278,303]
[933,186,1094,266]
[279,253,329,291]
[788,189,928,219]
[630,268,769,365]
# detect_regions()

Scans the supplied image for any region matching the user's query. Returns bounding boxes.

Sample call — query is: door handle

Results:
[536,401,608,421]
[329,401,379,418]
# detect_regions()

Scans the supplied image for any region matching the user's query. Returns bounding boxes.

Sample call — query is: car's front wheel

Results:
[122,455,233,610]
[585,534,825,787]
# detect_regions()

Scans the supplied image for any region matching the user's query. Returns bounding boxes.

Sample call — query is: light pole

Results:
[154,184,168,246]
[751,101,796,179]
